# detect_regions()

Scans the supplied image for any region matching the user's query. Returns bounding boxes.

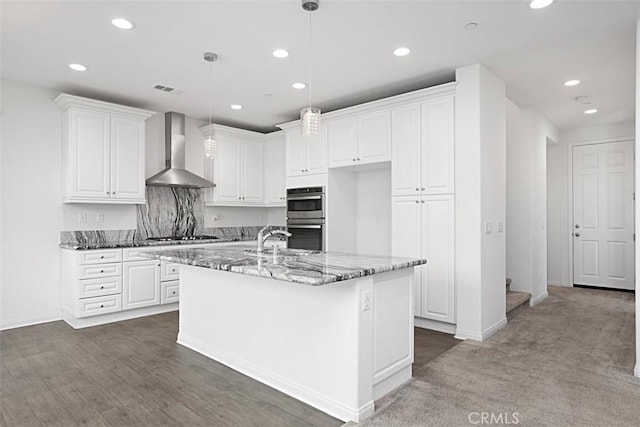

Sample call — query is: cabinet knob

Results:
[352,158,356,162]
[356,158,361,161]
[421,187,425,191]
[171,269,176,272]
[105,191,109,195]
[415,187,420,191]
[100,255,104,259]
[157,264,161,267]
[100,286,104,289]
[172,291,176,295]
[100,304,104,308]
[100,270,104,273]
[111,192,116,195]
[421,200,425,203]
[415,200,419,204]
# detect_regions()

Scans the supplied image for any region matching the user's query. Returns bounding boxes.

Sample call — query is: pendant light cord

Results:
[208,60,213,139]
[308,9,312,109]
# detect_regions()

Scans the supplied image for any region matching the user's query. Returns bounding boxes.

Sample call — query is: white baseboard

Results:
[455,318,507,342]
[0,313,62,331]
[635,364,640,379]
[530,292,548,307]
[178,333,373,423]
[62,304,178,329]
[414,317,456,334]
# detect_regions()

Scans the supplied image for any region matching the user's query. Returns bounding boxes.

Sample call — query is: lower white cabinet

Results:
[161,280,180,304]
[392,195,455,323]
[122,260,161,310]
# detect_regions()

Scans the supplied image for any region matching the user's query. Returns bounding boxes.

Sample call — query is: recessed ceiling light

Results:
[111,18,135,30]
[68,63,87,71]
[230,104,243,110]
[464,23,478,31]
[584,109,598,115]
[292,82,307,90]
[393,47,410,57]
[529,0,554,9]
[272,49,289,58]
[564,79,580,87]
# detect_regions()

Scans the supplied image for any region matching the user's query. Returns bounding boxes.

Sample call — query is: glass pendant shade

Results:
[300,107,321,137]
[204,136,217,159]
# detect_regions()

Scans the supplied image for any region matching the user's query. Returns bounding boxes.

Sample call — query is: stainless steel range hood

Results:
[146,112,215,188]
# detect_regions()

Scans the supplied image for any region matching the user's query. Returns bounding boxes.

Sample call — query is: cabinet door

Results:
[357,110,391,164]
[421,97,454,194]
[328,119,357,167]
[213,138,242,203]
[391,197,422,315]
[306,124,328,174]
[392,104,422,197]
[266,139,286,204]
[122,260,161,310]
[68,109,111,199]
[419,195,455,323]
[110,116,145,201]
[242,141,264,204]
[285,130,306,176]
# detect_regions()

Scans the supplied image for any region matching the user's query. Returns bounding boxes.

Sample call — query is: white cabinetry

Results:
[265,135,286,205]
[201,125,265,206]
[391,97,454,196]
[54,94,154,204]
[122,260,161,310]
[328,110,391,168]
[285,125,328,177]
[392,195,455,323]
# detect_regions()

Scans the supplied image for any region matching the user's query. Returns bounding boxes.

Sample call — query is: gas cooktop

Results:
[147,235,219,242]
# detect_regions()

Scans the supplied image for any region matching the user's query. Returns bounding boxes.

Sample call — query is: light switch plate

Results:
[361,290,371,312]
[497,221,504,233]
[484,222,492,234]
[78,212,87,223]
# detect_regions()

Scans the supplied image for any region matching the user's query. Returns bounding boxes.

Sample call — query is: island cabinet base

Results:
[177,265,415,423]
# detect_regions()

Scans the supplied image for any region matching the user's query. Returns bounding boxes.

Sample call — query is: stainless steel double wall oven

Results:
[286,187,324,251]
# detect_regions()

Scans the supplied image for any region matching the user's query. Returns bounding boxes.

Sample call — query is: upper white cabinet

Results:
[285,125,328,177]
[54,94,155,204]
[265,134,286,205]
[201,124,265,206]
[391,96,454,196]
[328,110,391,168]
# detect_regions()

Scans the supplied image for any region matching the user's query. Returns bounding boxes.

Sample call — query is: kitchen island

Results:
[142,245,425,422]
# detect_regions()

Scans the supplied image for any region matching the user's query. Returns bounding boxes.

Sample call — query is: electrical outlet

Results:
[96,213,104,223]
[497,221,504,233]
[362,290,371,312]
[484,222,492,234]
[78,212,87,223]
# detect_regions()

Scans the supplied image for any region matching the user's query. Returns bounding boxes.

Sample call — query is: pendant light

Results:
[203,52,218,159]
[300,0,320,137]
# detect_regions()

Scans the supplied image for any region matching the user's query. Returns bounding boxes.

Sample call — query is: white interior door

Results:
[573,141,634,290]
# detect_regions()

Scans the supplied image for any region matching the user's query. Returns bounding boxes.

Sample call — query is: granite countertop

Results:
[140,245,426,286]
[59,236,256,250]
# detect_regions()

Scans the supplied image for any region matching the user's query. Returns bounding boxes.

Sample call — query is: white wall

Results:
[454,64,507,341]
[634,18,639,379]
[546,120,634,288]
[1,80,65,328]
[506,100,558,305]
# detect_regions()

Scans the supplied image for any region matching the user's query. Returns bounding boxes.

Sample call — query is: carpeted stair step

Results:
[506,290,531,321]
[506,277,511,292]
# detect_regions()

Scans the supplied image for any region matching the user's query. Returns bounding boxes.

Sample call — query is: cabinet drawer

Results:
[78,249,122,265]
[79,276,122,299]
[77,294,122,318]
[161,280,180,304]
[78,263,122,280]
[161,261,181,281]
[123,247,157,262]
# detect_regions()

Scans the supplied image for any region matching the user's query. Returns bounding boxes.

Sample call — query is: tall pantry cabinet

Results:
[391,95,455,325]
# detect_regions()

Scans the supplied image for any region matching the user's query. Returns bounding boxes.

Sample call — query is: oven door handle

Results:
[287,195,322,201]
[287,225,322,229]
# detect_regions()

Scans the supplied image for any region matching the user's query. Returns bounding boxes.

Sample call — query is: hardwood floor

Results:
[0,313,459,426]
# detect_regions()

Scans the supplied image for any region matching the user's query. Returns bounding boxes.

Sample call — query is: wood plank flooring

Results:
[1,313,459,427]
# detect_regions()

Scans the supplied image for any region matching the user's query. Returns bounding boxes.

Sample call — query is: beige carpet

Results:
[354,286,638,427]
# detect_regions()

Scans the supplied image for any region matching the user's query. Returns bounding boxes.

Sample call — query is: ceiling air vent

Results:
[153,84,175,92]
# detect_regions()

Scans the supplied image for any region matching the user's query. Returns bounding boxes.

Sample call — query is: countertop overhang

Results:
[140,245,426,286]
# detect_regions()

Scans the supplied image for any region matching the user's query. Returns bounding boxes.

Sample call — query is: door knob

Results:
[574,232,581,237]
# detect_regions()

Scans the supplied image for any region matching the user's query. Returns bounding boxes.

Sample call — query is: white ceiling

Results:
[2,0,639,133]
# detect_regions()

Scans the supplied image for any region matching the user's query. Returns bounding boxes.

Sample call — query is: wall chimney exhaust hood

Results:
[146,112,215,188]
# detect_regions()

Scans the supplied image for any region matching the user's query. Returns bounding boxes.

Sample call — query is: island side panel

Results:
[372,268,414,399]
[176,265,374,422]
